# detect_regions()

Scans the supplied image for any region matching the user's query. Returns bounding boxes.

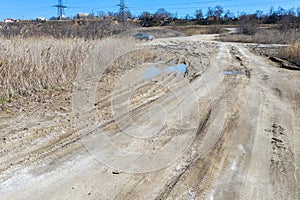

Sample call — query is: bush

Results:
[238,14,258,35]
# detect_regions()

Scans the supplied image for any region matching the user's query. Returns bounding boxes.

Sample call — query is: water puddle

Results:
[221,70,242,75]
[166,63,188,74]
[144,62,188,79]
[144,67,163,79]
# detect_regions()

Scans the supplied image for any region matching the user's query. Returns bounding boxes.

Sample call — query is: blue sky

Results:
[1,0,299,20]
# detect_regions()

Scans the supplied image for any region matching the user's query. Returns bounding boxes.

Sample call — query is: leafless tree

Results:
[239,14,258,35]
[195,9,204,21]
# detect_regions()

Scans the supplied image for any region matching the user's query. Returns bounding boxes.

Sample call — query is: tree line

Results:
[138,5,300,27]
[49,5,300,29]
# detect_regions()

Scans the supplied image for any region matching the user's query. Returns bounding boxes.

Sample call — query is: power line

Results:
[117,0,128,21]
[118,0,126,12]
[128,0,299,11]
[134,0,238,7]
[2,0,298,19]
[52,0,300,16]
[53,0,67,19]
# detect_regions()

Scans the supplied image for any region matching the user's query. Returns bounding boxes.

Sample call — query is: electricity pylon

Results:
[117,0,128,21]
[53,0,67,20]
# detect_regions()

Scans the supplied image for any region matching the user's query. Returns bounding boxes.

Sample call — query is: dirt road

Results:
[1,34,300,200]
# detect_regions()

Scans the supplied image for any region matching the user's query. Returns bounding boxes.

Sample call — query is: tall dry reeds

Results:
[283,44,300,66]
[0,36,95,98]
[0,36,140,100]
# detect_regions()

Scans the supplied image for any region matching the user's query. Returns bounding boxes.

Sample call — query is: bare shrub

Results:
[238,14,258,35]
[252,29,287,44]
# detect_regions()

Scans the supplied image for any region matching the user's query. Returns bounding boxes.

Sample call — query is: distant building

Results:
[76,13,90,19]
[4,18,14,23]
[37,16,47,22]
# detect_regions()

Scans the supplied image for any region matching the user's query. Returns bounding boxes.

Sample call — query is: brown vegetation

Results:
[0,36,95,98]
[219,13,300,67]
[221,28,300,67]
[283,44,300,66]
[0,20,133,39]
[0,36,140,101]
[170,25,224,35]
[220,28,300,44]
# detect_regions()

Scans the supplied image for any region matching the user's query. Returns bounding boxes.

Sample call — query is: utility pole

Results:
[53,0,67,20]
[117,0,127,21]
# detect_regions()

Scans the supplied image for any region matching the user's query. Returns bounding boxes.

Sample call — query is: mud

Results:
[1,34,300,200]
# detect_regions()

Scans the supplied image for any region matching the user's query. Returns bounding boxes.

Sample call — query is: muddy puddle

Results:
[144,62,187,79]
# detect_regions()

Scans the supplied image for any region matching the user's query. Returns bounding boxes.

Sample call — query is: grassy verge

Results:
[220,28,300,44]
[170,25,226,35]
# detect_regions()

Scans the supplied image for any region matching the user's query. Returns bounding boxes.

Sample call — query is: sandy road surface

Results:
[0,34,300,200]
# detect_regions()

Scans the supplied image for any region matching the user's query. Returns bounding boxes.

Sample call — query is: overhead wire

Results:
[1,0,299,18]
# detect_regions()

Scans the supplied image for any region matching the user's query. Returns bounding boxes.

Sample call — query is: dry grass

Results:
[170,25,224,36]
[0,36,138,99]
[220,28,300,44]
[0,20,133,39]
[283,44,300,66]
[0,36,95,98]
[221,28,300,67]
